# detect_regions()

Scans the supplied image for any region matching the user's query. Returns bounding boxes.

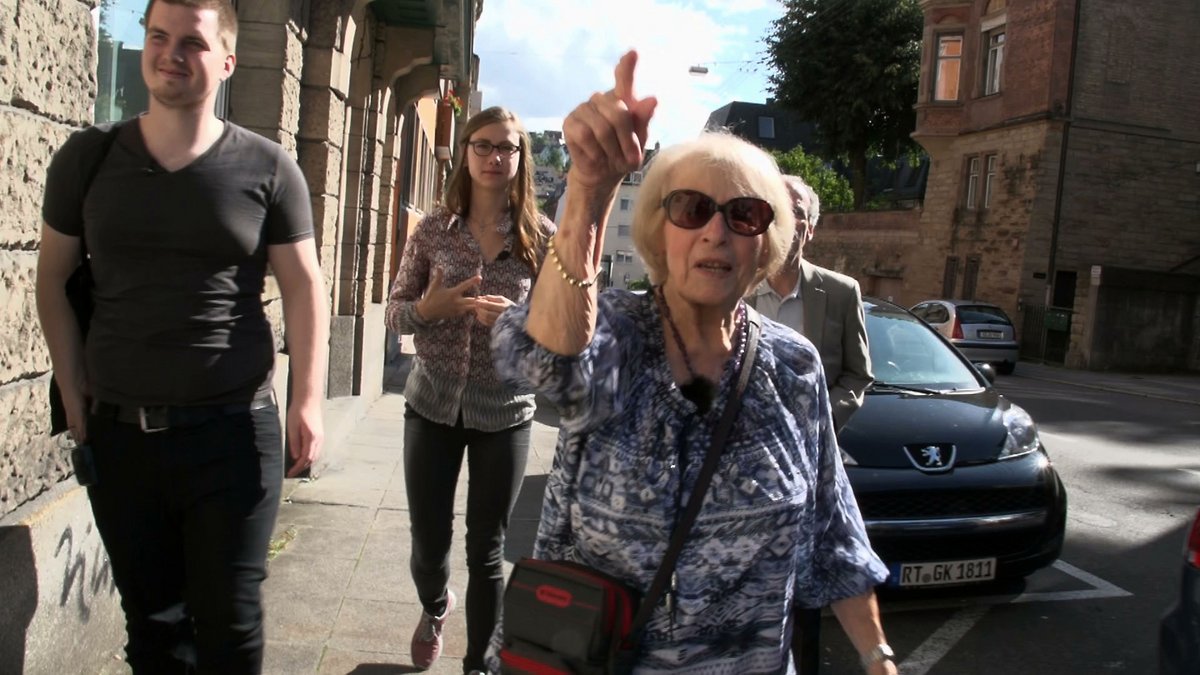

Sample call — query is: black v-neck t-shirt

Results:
[43,119,314,406]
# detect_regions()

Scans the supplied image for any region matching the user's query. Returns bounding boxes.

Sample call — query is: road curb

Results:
[1016,374,1200,408]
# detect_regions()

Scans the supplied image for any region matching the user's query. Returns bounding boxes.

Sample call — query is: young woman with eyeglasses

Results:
[384,105,554,674]
[487,53,896,674]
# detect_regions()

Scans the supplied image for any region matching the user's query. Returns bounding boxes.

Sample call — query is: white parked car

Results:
[910,299,1020,375]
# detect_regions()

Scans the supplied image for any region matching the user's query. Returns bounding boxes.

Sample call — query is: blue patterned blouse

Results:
[488,289,887,674]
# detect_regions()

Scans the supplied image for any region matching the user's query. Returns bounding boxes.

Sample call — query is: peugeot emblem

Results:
[905,443,956,473]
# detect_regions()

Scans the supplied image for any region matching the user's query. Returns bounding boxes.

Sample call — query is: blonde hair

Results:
[444,106,546,275]
[631,131,795,285]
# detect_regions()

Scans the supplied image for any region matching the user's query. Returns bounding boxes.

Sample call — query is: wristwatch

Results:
[861,643,896,670]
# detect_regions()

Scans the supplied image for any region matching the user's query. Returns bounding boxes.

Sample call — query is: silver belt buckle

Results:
[138,407,169,433]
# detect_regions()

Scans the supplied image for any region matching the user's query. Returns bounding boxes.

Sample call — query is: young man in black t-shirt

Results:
[35,1,328,671]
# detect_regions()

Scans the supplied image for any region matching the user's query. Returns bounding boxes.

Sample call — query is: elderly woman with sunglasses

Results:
[488,52,896,675]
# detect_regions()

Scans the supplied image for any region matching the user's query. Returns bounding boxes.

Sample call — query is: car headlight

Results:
[1000,403,1040,459]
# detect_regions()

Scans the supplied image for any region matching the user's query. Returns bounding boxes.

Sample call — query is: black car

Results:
[1160,508,1200,674]
[840,299,1067,588]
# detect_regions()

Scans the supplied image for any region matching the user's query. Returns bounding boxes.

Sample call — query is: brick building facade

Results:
[0,0,482,670]
[908,0,1199,370]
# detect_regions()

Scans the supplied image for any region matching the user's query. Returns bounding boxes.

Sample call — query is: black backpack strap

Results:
[48,121,123,436]
[78,121,124,256]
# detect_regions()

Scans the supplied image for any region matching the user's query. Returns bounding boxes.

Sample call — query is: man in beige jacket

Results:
[747,175,873,432]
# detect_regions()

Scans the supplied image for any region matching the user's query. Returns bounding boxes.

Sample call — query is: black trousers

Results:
[86,404,283,674]
[792,605,822,674]
[403,405,531,673]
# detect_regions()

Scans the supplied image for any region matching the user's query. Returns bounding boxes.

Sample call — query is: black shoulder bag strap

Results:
[76,123,123,274]
[49,123,122,436]
[622,305,763,654]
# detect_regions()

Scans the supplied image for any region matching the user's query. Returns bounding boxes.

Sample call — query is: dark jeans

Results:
[792,605,822,674]
[404,405,531,673]
[86,405,283,675]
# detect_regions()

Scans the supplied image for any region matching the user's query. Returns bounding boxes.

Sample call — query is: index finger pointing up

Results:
[613,49,638,104]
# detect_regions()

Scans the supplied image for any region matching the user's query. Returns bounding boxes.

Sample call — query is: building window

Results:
[934,34,963,101]
[96,0,235,123]
[615,250,634,263]
[942,257,960,297]
[983,29,1005,95]
[617,224,631,237]
[963,256,980,299]
[758,116,776,139]
[983,154,998,208]
[965,156,981,209]
[619,198,630,211]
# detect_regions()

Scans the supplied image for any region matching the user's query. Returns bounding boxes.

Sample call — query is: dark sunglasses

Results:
[661,189,775,237]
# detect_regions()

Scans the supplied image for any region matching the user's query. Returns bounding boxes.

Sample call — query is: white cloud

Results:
[474,0,779,149]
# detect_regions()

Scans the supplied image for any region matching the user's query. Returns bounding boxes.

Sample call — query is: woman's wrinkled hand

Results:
[562,50,658,196]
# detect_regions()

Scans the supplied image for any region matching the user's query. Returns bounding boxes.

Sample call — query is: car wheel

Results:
[997,361,1015,375]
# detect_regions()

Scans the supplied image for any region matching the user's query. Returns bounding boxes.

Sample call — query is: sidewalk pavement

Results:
[261,356,562,675]
[256,356,1198,675]
[1012,360,1200,407]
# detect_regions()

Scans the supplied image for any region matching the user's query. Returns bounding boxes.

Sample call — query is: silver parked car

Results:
[910,299,1020,374]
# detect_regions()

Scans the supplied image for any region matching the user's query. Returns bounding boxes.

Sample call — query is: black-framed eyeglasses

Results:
[662,189,775,237]
[466,140,521,157]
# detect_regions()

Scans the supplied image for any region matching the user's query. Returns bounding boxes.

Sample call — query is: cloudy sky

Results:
[473,0,784,149]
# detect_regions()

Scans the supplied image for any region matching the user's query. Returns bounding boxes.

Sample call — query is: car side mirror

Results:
[975,362,997,384]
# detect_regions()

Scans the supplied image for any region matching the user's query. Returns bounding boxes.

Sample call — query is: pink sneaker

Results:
[411,589,456,669]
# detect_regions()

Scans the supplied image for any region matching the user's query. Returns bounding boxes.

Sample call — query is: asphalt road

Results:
[814,371,1200,675]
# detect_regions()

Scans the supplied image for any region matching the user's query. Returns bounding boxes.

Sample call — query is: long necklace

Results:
[655,286,744,414]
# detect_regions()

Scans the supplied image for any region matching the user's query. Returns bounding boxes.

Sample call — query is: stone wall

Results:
[0,0,97,518]
[805,209,922,306]
[1053,0,1200,367]
[906,119,1060,329]
[0,3,128,673]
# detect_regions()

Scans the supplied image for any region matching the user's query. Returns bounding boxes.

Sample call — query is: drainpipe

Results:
[1045,0,1084,308]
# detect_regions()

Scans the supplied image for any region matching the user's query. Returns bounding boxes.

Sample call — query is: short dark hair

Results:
[144,0,238,53]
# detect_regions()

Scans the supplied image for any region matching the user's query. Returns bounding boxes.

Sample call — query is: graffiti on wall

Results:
[53,522,115,622]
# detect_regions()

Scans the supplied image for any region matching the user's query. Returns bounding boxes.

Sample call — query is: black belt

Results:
[91,394,276,433]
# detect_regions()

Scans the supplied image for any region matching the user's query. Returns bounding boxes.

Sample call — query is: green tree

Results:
[626,275,652,291]
[544,145,566,173]
[765,0,923,208]
[528,131,548,156]
[771,146,853,213]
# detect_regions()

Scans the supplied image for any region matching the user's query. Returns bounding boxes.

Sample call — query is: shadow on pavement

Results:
[346,665,424,674]
[0,526,36,675]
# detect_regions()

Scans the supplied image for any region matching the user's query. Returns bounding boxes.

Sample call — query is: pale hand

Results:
[562,50,658,196]
[473,294,514,327]
[417,267,482,321]
[286,398,323,478]
[64,388,89,443]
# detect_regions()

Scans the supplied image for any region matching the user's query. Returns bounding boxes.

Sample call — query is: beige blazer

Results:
[748,260,874,430]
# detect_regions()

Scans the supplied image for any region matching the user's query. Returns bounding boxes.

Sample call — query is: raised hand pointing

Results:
[563,50,659,194]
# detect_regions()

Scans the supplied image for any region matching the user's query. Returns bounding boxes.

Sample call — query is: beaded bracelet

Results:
[546,237,601,288]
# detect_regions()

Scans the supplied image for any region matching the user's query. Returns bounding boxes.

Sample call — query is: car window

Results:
[957,305,1012,325]
[866,308,981,390]
[919,304,949,323]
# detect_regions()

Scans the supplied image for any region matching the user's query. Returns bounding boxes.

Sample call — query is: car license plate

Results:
[890,558,996,587]
[979,330,1003,339]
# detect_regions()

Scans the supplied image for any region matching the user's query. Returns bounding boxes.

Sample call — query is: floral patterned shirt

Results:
[386,205,554,431]
[487,289,887,674]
